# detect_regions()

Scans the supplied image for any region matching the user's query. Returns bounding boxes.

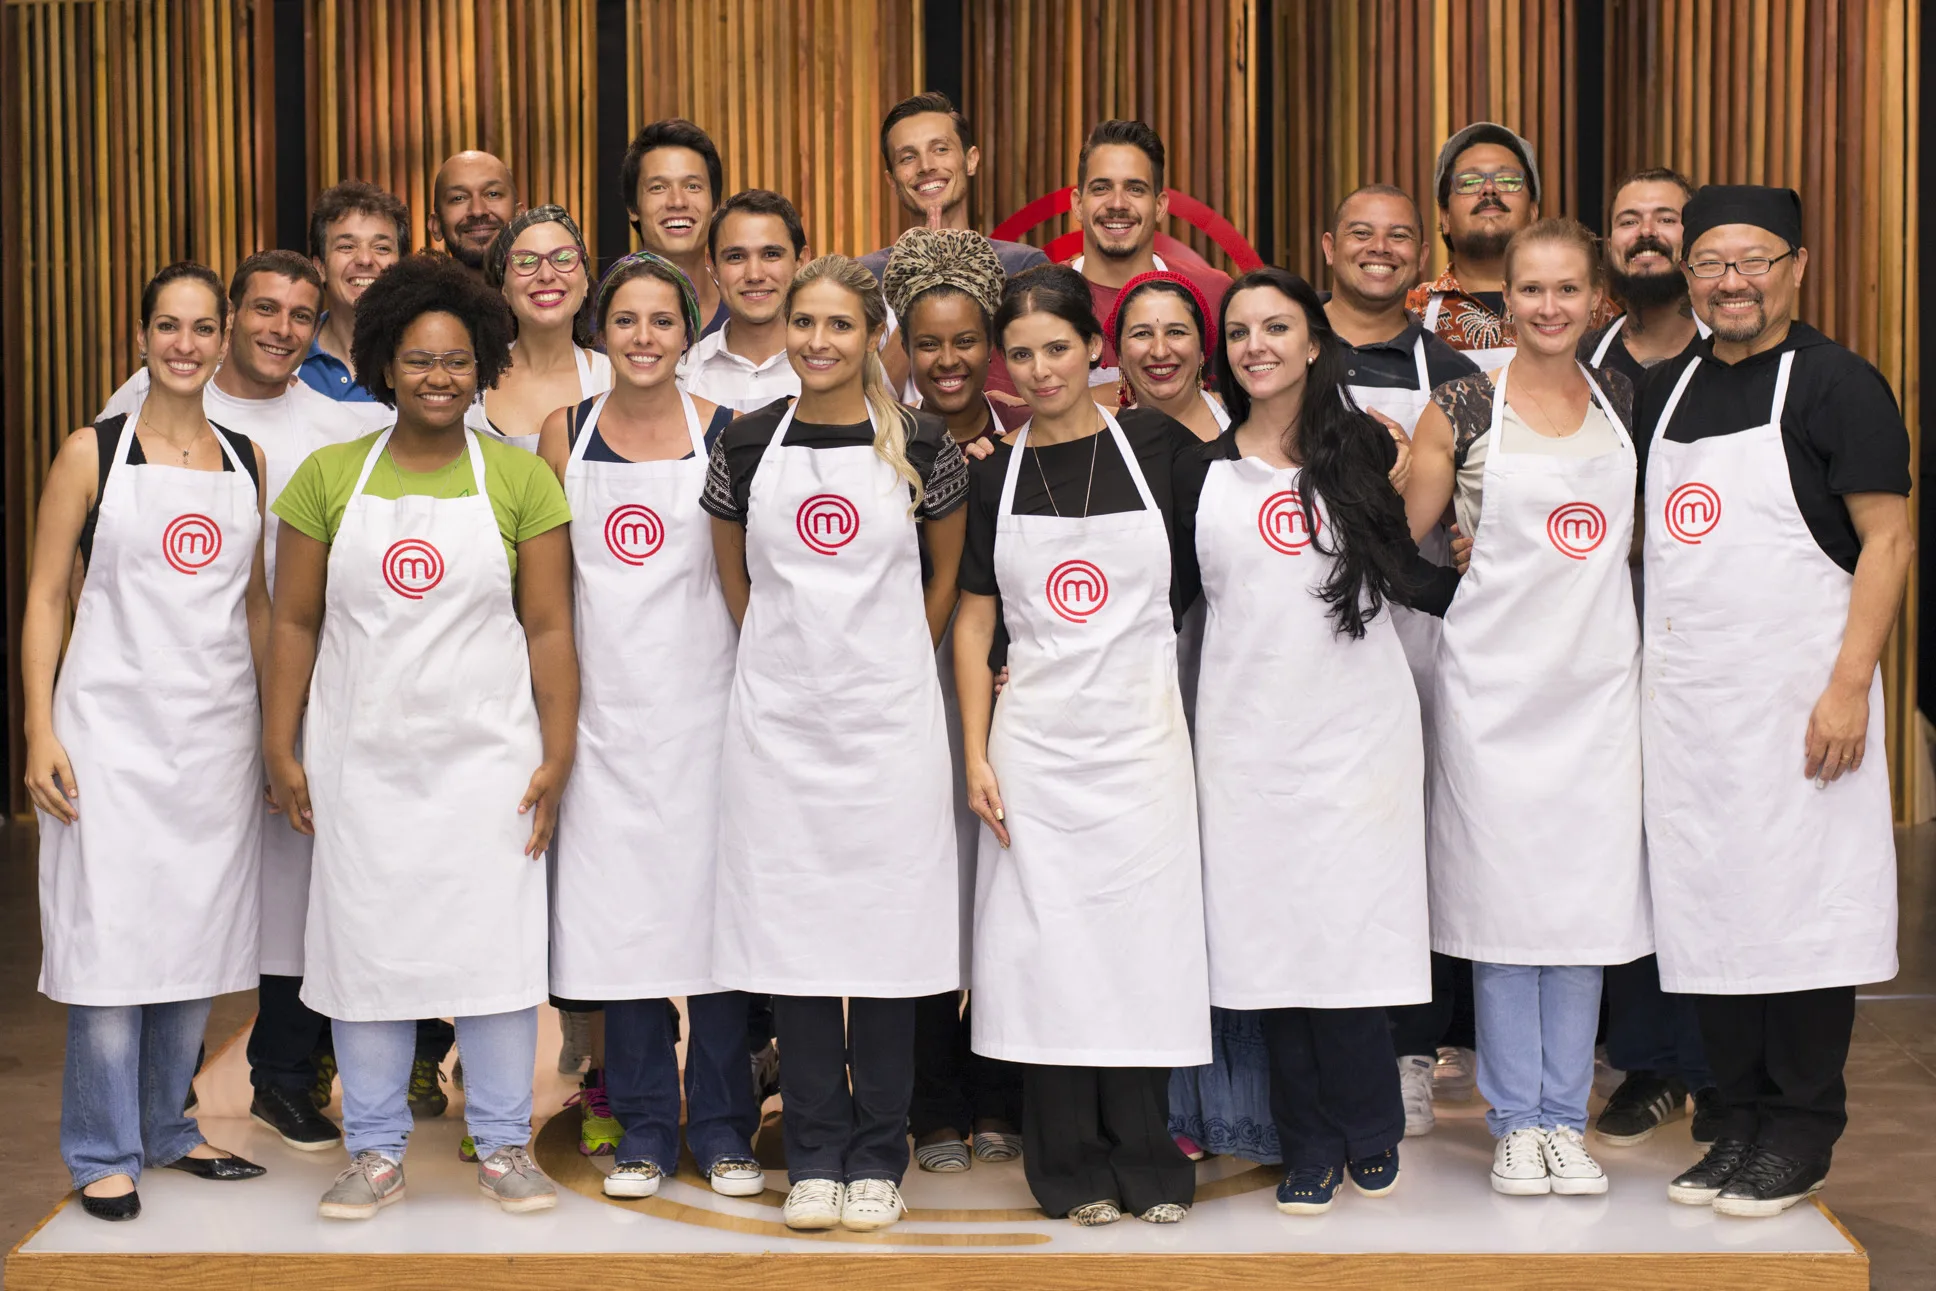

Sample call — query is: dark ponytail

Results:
[1212,266,1421,639]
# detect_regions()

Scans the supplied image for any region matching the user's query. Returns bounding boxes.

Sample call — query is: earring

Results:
[1117,374,1137,408]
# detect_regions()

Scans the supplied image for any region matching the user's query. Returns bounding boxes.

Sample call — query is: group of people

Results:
[26,94,1908,1239]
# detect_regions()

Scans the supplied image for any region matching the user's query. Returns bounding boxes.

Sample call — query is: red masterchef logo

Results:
[1665,482,1721,544]
[796,494,859,555]
[162,514,222,574]
[382,539,445,600]
[1546,502,1607,560]
[604,504,665,564]
[1257,490,1318,555]
[1046,559,1109,624]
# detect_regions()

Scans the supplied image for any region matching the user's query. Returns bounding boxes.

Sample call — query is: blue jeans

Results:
[334,1008,536,1162]
[1473,963,1602,1136]
[1604,954,1713,1089]
[606,993,760,1172]
[62,999,212,1189]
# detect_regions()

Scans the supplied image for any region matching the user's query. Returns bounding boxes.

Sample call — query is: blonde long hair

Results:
[786,254,924,513]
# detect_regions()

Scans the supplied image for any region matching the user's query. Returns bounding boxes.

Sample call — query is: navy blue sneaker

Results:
[1347,1147,1400,1197]
[1275,1164,1343,1215]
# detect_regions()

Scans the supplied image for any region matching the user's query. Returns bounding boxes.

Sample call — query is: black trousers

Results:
[1020,1064,1194,1217]
[909,991,1024,1138]
[1605,954,1713,1089]
[1262,1006,1407,1168]
[246,974,330,1093]
[1388,952,1477,1059]
[773,996,915,1183]
[1694,986,1856,1163]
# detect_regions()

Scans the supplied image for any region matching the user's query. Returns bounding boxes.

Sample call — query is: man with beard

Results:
[1638,186,1910,1217]
[299,180,410,432]
[621,118,729,337]
[1580,168,1703,389]
[1072,119,1233,403]
[682,189,808,412]
[427,150,521,277]
[1408,122,1610,370]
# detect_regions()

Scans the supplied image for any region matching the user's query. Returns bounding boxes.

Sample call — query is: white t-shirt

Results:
[677,325,799,414]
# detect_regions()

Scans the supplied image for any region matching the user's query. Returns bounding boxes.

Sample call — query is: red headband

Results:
[1105,270,1216,351]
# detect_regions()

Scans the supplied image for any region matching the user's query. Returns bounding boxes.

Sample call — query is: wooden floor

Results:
[4,1008,1867,1291]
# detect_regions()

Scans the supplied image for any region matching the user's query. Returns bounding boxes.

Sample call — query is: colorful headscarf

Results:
[882,226,1007,322]
[593,250,704,349]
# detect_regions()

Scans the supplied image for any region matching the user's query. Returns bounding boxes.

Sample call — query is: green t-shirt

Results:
[272,430,571,577]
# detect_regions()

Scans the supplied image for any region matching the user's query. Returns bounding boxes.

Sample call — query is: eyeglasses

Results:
[1684,249,1797,279]
[397,349,476,375]
[1450,170,1527,196]
[508,247,584,276]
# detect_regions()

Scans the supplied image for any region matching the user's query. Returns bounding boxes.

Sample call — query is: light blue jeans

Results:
[333,1008,537,1162]
[1473,963,1603,1136]
[61,998,212,1189]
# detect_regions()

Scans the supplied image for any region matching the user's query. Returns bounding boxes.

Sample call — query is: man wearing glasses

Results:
[1407,122,1609,370]
[1638,185,1910,1218]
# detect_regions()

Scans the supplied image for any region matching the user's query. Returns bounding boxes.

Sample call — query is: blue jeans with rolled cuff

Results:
[333,1007,536,1162]
[605,992,762,1173]
[1474,963,1603,1137]
[61,998,212,1189]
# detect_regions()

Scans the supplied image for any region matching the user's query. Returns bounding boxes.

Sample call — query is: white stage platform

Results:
[6,1009,1867,1289]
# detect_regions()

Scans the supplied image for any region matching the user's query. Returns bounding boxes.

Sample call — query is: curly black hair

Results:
[349,253,515,406]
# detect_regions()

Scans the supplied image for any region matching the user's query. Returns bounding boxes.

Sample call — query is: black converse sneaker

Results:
[1668,1137,1755,1205]
[1712,1147,1830,1218]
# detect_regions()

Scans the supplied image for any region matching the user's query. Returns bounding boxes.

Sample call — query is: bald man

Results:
[429,150,522,274]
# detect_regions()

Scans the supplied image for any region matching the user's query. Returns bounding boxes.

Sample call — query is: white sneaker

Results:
[1491,1128,1551,1196]
[602,1160,663,1198]
[840,1177,906,1231]
[1434,1045,1477,1101]
[782,1178,844,1230]
[1542,1126,1609,1195]
[707,1157,766,1197]
[1398,1055,1436,1136]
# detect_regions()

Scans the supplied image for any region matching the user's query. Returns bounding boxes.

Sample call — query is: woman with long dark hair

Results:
[1195,266,1454,1215]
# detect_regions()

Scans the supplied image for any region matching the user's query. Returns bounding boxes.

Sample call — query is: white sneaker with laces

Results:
[782,1178,844,1230]
[840,1177,906,1231]
[1542,1126,1609,1195]
[1491,1128,1551,1196]
[707,1158,766,1197]
[1434,1045,1477,1101]
[1398,1055,1436,1136]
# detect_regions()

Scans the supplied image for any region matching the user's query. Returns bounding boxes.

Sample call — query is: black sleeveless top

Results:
[79,414,261,569]
[564,395,733,463]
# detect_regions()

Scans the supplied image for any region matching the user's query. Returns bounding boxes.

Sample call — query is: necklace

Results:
[1032,428,1101,519]
[139,414,198,464]
[1513,375,1586,438]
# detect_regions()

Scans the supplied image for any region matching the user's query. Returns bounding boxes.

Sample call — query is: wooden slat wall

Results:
[960,0,1256,272]
[624,0,924,260]
[1267,0,1577,280]
[1606,0,1924,816]
[306,0,599,248]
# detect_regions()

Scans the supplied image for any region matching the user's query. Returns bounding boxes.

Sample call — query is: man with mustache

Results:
[1579,168,1703,389]
[1637,185,1910,1217]
[1073,119,1233,406]
[428,150,522,277]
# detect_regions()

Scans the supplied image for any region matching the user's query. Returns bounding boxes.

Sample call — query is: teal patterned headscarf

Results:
[594,250,704,349]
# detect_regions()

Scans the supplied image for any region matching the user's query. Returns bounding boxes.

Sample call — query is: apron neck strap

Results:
[1769,350,1797,424]
[352,427,485,497]
[1411,332,1431,390]
[564,392,609,467]
[998,404,1154,517]
[1591,314,1626,367]
[1421,293,1444,333]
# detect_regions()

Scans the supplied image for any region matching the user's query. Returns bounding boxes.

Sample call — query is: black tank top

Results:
[78,414,261,569]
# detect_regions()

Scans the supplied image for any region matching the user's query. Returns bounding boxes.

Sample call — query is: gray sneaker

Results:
[318,1150,405,1219]
[477,1145,557,1213]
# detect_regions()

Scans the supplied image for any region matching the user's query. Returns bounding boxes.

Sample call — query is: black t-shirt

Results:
[700,397,969,524]
[80,415,260,568]
[1200,431,1459,618]
[1632,321,1910,573]
[1339,319,1480,393]
[959,407,1206,645]
[566,396,733,462]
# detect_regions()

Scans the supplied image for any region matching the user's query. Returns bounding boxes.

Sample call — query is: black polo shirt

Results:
[1337,317,1479,394]
[1633,321,1910,573]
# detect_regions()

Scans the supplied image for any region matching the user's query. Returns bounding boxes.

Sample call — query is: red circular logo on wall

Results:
[604,504,665,565]
[1546,502,1607,560]
[161,514,222,574]
[382,539,445,600]
[1665,482,1722,544]
[796,494,860,555]
[1257,490,1318,555]
[1046,559,1109,624]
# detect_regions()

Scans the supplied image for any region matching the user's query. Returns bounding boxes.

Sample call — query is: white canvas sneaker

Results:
[782,1178,844,1230]
[1491,1127,1552,1196]
[1542,1126,1609,1195]
[840,1178,906,1231]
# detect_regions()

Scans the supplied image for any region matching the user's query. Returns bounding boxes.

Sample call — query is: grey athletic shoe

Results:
[318,1150,405,1220]
[477,1145,558,1213]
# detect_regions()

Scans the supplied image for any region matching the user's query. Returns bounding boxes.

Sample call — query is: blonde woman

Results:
[707,254,970,1234]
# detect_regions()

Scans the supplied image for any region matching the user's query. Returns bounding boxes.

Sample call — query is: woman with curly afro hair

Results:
[262,252,580,1221]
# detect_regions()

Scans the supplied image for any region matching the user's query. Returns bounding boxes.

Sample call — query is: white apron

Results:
[1345,334,1446,732]
[39,421,262,1005]
[1172,389,1231,725]
[937,610,981,988]
[470,347,613,452]
[1422,292,1515,372]
[1643,353,1897,993]
[300,430,548,1020]
[1195,456,1430,1008]
[1429,362,1650,965]
[552,392,735,999]
[1589,313,1714,369]
[971,409,1210,1066]
[712,406,959,998]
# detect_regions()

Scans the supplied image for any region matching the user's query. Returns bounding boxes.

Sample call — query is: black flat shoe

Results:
[164,1152,266,1181]
[79,1188,140,1221]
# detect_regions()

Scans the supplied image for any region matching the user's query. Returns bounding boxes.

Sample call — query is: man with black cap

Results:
[1406,122,1543,371]
[1579,167,1704,390]
[1640,184,1910,1217]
